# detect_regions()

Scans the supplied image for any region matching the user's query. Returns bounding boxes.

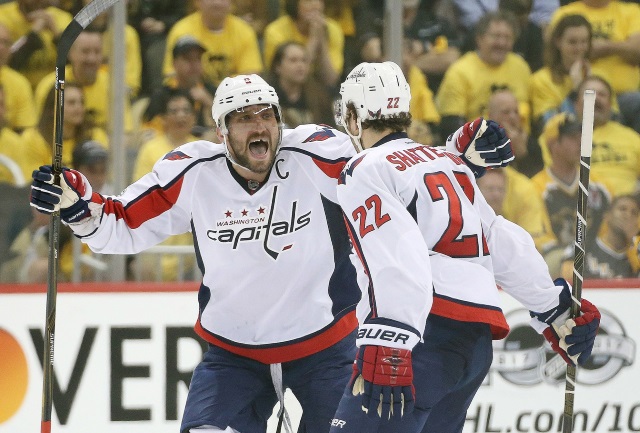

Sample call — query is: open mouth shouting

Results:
[249,138,270,159]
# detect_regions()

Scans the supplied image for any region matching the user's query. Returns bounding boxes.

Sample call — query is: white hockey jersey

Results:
[337,132,563,342]
[73,125,361,363]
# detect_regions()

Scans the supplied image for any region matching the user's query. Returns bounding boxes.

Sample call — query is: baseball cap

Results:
[543,113,581,143]
[72,140,108,167]
[172,36,206,58]
[558,115,582,137]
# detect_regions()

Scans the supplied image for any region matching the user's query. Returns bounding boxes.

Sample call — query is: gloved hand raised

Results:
[446,117,514,177]
[351,322,419,420]
[530,278,600,366]
[31,165,94,224]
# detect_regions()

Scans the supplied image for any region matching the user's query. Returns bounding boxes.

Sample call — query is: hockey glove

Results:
[530,278,600,366]
[446,117,514,178]
[351,322,419,420]
[351,345,414,420]
[31,165,93,224]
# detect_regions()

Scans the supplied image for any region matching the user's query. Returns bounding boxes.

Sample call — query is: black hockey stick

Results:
[41,1,121,432]
[562,89,595,433]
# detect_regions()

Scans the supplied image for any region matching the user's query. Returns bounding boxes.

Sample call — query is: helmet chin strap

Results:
[342,116,364,153]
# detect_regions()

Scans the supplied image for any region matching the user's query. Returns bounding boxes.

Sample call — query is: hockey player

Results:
[330,62,601,433]
[30,74,512,433]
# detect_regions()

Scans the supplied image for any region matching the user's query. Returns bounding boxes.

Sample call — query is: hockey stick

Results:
[41,2,121,432]
[561,89,596,433]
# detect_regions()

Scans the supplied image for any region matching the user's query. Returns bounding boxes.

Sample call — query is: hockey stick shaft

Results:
[562,89,595,433]
[41,2,121,432]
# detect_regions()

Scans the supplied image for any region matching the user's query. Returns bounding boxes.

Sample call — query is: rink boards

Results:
[0,280,638,433]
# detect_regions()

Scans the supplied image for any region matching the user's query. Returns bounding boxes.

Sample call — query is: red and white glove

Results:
[446,117,514,178]
[351,322,420,419]
[531,278,601,366]
[31,165,94,224]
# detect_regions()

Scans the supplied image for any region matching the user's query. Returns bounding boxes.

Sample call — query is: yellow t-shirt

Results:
[18,127,50,180]
[550,1,640,93]
[0,127,24,184]
[0,66,36,130]
[16,126,109,179]
[133,133,197,182]
[164,13,263,87]
[101,24,142,98]
[529,67,574,121]
[540,114,640,196]
[436,51,531,126]
[502,167,556,253]
[0,3,72,88]
[408,65,440,124]
[34,66,134,132]
[263,15,344,73]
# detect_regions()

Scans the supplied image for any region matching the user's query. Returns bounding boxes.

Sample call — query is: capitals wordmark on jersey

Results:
[206,186,311,258]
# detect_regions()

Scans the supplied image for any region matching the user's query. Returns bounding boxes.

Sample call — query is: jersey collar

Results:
[372,132,409,148]
[226,159,268,195]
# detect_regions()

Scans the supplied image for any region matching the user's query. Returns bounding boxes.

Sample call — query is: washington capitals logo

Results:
[339,154,367,185]
[302,127,335,143]
[368,108,382,119]
[163,150,191,161]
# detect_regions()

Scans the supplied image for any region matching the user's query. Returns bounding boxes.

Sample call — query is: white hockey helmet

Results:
[337,61,411,151]
[211,74,283,134]
[338,61,411,124]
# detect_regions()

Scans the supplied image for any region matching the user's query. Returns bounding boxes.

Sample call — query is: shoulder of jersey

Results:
[281,124,351,155]
[153,140,226,178]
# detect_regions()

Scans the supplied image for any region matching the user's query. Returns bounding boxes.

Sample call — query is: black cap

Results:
[172,36,206,58]
[73,140,108,167]
[558,114,582,137]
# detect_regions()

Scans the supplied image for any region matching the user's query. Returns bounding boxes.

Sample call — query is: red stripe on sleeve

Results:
[312,158,347,179]
[101,177,184,229]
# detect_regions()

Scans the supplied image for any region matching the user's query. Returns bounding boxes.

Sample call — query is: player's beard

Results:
[227,130,280,175]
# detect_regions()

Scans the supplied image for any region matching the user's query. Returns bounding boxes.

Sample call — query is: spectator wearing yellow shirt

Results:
[487,88,543,177]
[163,0,263,87]
[264,0,344,88]
[82,0,143,99]
[145,36,216,140]
[0,0,72,88]
[0,85,24,185]
[530,14,592,130]
[20,82,108,179]
[540,76,640,197]
[134,89,198,181]
[477,167,556,254]
[132,89,197,281]
[34,30,133,132]
[531,115,611,277]
[0,23,36,132]
[436,11,532,138]
[550,0,640,133]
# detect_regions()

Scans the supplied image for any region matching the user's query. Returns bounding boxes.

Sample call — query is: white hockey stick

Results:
[41,1,121,432]
[562,89,595,433]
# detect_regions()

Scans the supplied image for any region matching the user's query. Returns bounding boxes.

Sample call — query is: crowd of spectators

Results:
[1,0,640,282]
